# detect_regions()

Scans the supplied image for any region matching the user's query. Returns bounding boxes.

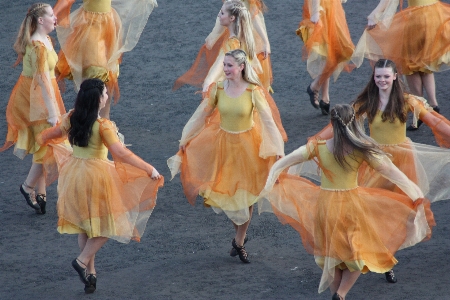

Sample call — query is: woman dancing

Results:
[299,0,355,115]
[352,0,450,129]
[37,78,163,293]
[53,0,158,118]
[260,104,434,299]
[168,49,284,263]
[0,3,67,214]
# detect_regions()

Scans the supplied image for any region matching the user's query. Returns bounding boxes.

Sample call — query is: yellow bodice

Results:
[216,84,254,132]
[408,0,438,7]
[72,121,109,159]
[369,110,407,145]
[22,42,57,78]
[83,0,111,12]
[317,142,363,190]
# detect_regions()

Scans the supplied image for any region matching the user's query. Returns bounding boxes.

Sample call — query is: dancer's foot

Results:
[319,100,330,115]
[20,184,41,214]
[306,85,319,109]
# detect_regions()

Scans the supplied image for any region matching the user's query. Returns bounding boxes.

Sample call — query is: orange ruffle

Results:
[297,0,355,83]
[269,172,434,291]
[357,2,450,75]
[1,76,66,159]
[177,120,276,220]
[56,7,121,102]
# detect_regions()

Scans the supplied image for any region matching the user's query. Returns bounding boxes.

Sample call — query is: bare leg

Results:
[320,78,330,103]
[234,206,253,246]
[335,269,361,299]
[77,235,108,273]
[406,73,424,97]
[421,72,438,107]
[35,176,46,195]
[329,268,343,295]
[22,163,45,205]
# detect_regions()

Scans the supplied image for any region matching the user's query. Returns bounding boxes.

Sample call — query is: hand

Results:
[150,168,161,180]
[367,18,376,30]
[261,44,271,59]
[179,145,186,153]
[310,12,320,24]
[276,155,283,160]
[47,116,59,127]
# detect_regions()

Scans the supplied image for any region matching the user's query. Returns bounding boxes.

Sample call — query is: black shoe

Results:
[319,100,330,115]
[20,185,41,214]
[230,236,248,257]
[332,292,343,300]
[72,258,89,285]
[433,106,440,114]
[385,269,397,283]
[231,239,250,263]
[306,85,319,109]
[36,194,46,214]
[84,274,97,294]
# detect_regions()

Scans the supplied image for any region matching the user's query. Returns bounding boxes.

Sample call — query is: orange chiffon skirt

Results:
[1,76,66,162]
[296,0,355,83]
[268,173,434,293]
[55,148,164,243]
[358,138,450,202]
[177,121,276,225]
[355,2,450,74]
[57,7,121,101]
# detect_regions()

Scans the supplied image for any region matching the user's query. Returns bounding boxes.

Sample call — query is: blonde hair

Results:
[224,0,256,60]
[225,49,262,86]
[14,3,51,56]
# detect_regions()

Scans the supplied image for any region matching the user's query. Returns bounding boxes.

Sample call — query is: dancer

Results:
[174,0,272,92]
[53,0,158,118]
[352,0,449,129]
[37,78,163,293]
[298,0,355,115]
[0,3,67,214]
[168,49,284,263]
[260,104,434,299]
[311,59,450,283]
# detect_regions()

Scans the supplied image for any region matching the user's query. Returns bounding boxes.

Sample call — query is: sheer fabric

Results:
[55,0,158,102]
[259,139,434,293]
[352,0,450,75]
[39,115,164,243]
[168,82,284,225]
[297,0,355,84]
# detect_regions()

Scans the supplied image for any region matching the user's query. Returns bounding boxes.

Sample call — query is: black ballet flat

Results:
[385,269,397,283]
[84,274,97,294]
[319,100,330,115]
[306,85,319,109]
[407,105,440,131]
[231,239,250,263]
[332,292,343,300]
[20,185,41,214]
[229,236,248,257]
[36,194,47,214]
[72,258,89,285]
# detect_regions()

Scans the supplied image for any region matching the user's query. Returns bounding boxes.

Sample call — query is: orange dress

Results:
[54,0,158,102]
[39,114,164,243]
[173,0,272,91]
[296,0,355,83]
[260,139,434,293]
[1,37,67,182]
[168,82,284,225]
[353,0,450,74]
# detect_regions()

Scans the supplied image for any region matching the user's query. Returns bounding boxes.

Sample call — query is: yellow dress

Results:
[353,0,450,74]
[296,0,355,83]
[168,82,284,225]
[357,94,450,202]
[260,139,434,293]
[39,114,164,243]
[54,0,158,102]
[1,37,66,171]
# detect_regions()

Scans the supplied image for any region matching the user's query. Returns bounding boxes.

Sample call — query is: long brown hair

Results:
[14,3,50,57]
[353,59,407,124]
[330,104,384,170]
